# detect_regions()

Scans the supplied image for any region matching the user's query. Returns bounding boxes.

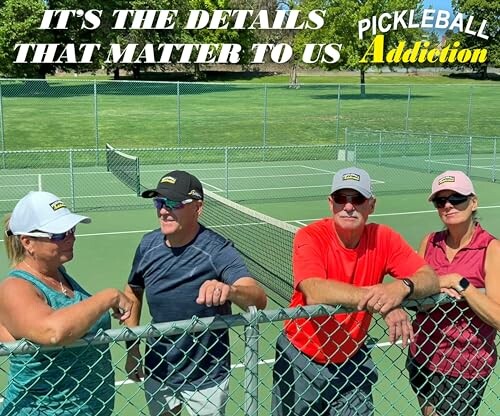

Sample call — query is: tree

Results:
[294,0,424,95]
[450,0,499,78]
[0,0,50,77]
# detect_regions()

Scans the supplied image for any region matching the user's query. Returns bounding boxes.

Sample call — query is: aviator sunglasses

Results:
[432,193,470,209]
[331,192,367,205]
[153,197,193,211]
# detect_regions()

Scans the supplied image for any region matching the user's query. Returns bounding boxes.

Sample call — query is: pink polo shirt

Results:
[410,224,497,379]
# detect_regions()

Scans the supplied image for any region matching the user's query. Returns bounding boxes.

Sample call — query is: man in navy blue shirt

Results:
[124,170,267,416]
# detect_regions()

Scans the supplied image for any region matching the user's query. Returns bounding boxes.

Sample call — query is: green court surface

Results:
[0,162,500,415]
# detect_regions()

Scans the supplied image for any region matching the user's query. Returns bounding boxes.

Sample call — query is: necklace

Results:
[22,261,70,297]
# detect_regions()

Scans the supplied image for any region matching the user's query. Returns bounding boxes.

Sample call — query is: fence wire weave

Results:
[0,134,499,213]
[0,80,498,152]
[0,297,498,415]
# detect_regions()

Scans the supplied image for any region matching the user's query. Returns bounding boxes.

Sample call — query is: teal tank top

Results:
[0,269,114,416]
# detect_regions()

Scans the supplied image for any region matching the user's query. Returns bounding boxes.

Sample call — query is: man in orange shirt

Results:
[272,167,439,416]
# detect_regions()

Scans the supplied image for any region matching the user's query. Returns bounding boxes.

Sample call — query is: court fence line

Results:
[0,134,498,213]
[0,296,498,415]
[0,80,499,154]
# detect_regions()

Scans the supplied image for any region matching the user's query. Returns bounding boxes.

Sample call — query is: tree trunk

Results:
[132,64,141,80]
[113,67,120,80]
[360,69,366,97]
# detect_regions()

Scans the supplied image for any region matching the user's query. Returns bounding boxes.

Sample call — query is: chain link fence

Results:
[0,80,498,151]
[0,134,498,213]
[0,298,498,415]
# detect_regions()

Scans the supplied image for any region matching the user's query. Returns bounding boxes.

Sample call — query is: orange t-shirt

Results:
[285,218,426,364]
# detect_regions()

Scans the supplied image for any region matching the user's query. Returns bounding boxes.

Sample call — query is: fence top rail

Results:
[0,143,346,155]
[347,130,499,141]
[1,79,499,88]
[0,294,449,356]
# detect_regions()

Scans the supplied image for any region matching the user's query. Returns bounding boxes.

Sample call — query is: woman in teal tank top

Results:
[0,191,133,415]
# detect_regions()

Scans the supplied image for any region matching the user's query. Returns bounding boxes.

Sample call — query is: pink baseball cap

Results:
[428,170,475,201]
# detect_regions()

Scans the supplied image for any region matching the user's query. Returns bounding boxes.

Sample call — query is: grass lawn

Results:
[0,71,498,150]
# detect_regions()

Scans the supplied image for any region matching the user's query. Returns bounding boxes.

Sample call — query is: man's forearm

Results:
[407,266,440,298]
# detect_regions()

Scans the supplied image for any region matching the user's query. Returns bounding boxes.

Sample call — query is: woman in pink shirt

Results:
[408,170,500,416]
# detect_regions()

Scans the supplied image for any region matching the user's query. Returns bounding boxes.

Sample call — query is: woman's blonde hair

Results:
[3,214,26,265]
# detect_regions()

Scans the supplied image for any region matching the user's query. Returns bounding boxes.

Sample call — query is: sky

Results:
[422,0,454,14]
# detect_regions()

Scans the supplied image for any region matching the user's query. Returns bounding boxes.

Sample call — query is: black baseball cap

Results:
[141,170,204,201]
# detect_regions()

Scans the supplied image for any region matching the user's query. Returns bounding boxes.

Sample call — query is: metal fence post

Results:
[493,139,497,182]
[405,85,411,132]
[466,137,472,176]
[93,80,100,166]
[335,84,341,143]
[378,131,382,165]
[244,306,259,416]
[263,84,268,148]
[225,147,229,199]
[177,81,181,146]
[428,134,432,173]
[467,86,473,135]
[0,81,5,169]
[69,149,76,211]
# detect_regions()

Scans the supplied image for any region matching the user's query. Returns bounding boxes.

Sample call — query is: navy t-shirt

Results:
[128,224,251,389]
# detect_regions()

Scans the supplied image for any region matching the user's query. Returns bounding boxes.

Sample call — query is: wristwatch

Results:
[401,278,414,299]
[456,277,470,293]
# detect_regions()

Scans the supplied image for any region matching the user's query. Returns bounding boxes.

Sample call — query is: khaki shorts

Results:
[144,376,229,416]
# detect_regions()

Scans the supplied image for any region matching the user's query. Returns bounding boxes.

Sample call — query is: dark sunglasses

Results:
[331,192,367,205]
[29,227,76,241]
[153,197,193,211]
[432,193,470,209]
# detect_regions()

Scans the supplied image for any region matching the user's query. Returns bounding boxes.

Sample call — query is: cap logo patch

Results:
[50,200,66,211]
[438,176,456,185]
[342,173,360,181]
[188,190,201,198]
[160,176,177,184]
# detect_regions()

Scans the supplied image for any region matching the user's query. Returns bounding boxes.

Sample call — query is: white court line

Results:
[201,181,223,192]
[0,184,37,189]
[424,160,499,171]
[299,165,335,174]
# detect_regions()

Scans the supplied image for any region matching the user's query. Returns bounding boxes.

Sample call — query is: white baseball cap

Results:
[7,191,90,236]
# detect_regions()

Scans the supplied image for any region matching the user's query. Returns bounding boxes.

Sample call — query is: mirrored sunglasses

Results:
[331,192,367,205]
[28,227,76,241]
[432,193,470,209]
[153,197,193,211]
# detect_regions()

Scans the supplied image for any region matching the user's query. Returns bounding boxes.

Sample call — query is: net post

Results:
[38,174,43,191]
[244,306,259,416]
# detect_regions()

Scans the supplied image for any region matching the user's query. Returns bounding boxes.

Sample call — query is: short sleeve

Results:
[127,244,145,288]
[212,240,251,285]
[292,228,326,288]
[384,227,427,278]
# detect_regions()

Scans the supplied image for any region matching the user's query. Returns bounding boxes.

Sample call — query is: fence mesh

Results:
[0,299,498,415]
[0,80,498,151]
[0,133,498,214]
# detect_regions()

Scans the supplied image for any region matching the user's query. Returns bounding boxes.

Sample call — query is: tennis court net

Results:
[104,144,296,305]
[202,190,298,307]
[105,143,142,196]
